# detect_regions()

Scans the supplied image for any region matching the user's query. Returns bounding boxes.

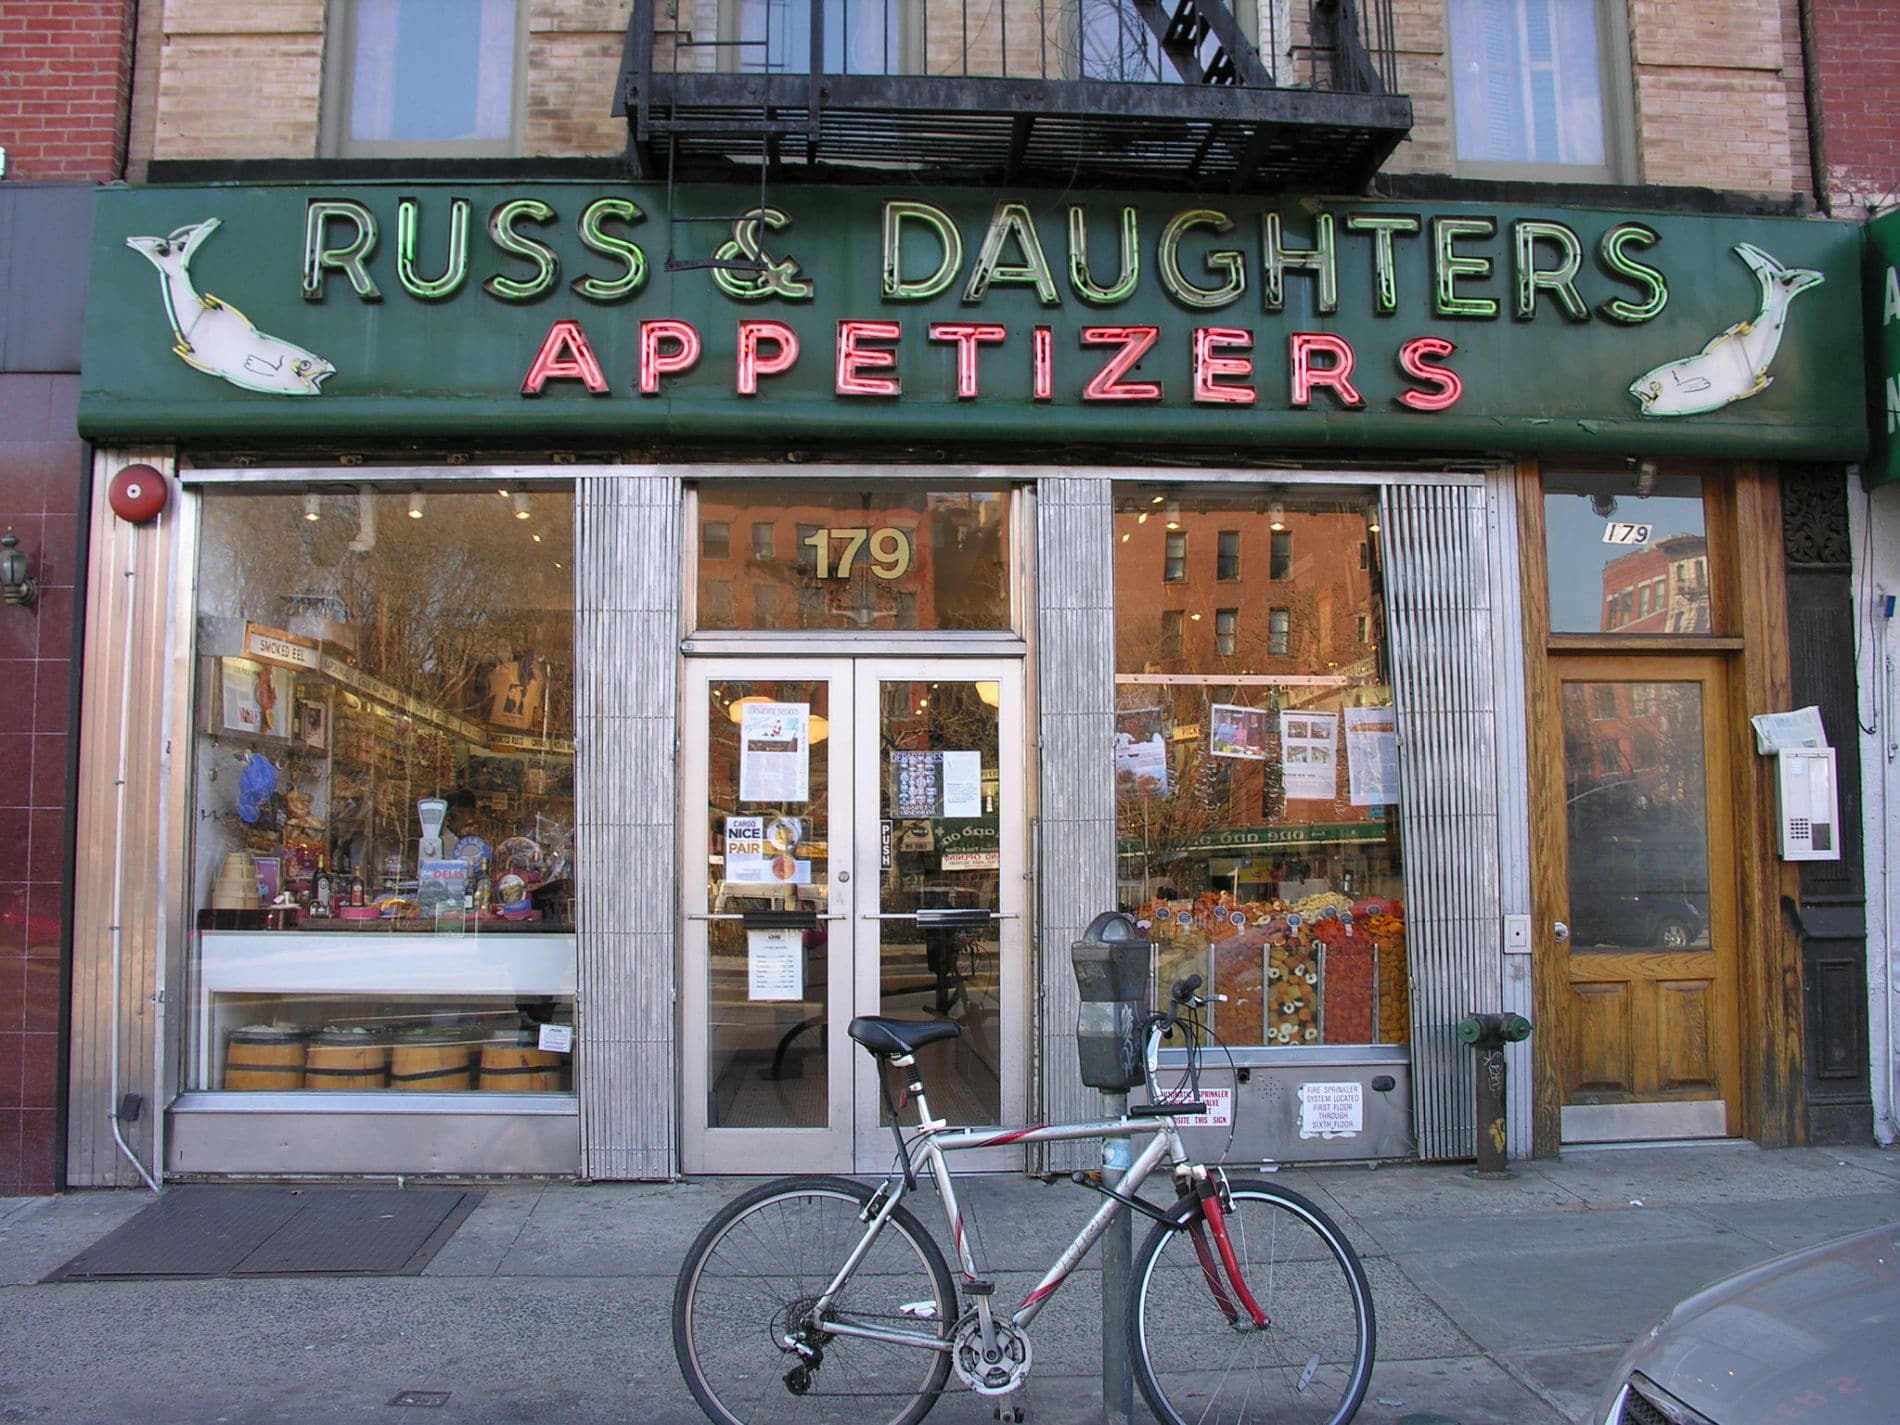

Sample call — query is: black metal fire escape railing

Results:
[616,0,1410,192]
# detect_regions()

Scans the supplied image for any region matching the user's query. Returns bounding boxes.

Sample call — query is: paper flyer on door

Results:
[739,702,810,803]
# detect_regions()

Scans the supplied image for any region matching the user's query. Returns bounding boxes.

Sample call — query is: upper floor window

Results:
[1217,531,1242,581]
[1447,0,1626,182]
[327,0,521,158]
[1164,532,1188,582]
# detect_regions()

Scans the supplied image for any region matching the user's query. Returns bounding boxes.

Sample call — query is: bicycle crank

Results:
[951,1313,1032,1396]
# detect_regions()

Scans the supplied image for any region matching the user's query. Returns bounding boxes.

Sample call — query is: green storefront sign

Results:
[1869,209,1900,489]
[1118,823,1388,855]
[79,182,1867,458]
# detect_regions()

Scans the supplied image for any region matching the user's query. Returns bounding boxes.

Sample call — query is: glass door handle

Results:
[687,912,846,922]
[1552,921,1570,943]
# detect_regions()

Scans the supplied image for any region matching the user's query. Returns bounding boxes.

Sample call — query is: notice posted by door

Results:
[1297,1081,1365,1139]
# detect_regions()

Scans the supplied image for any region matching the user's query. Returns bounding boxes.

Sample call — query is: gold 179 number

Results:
[802,526,912,580]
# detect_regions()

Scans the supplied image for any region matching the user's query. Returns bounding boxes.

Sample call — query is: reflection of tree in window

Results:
[755,584,783,625]
[1592,685,1618,719]
[1217,531,1241,581]
[1215,609,1237,657]
[1268,608,1290,655]
[1161,610,1185,657]
[703,580,734,626]
[1270,531,1292,579]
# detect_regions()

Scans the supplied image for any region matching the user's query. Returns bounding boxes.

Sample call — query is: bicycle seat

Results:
[848,1017,962,1058]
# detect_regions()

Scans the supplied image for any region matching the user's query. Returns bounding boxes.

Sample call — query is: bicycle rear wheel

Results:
[673,1175,956,1425]
[1128,1178,1375,1425]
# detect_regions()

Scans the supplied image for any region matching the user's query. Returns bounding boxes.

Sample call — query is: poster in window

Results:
[1210,703,1270,761]
[484,654,547,731]
[891,751,983,818]
[1344,706,1400,806]
[221,657,288,739]
[1116,706,1170,794]
[739,702,811,803]
[1280,712,1339,800]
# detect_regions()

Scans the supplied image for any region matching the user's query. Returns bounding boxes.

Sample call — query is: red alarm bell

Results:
[108,464,169,523]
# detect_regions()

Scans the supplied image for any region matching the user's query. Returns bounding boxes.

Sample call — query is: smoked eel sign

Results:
[79,183,1867,458]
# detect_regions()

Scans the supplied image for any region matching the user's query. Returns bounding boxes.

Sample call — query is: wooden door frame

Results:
[1519,460,1806,1156]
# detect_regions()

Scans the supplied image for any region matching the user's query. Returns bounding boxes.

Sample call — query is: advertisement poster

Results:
[726,815,809,884]
[746,927,805,1001]
[1280,711,1339,800]
[1209,703,1271,760]
[1115,707,1170,794]
[892,751,984,818]
[739,702,810,803]
[221,657,288,739]
[1344,706,1401,806]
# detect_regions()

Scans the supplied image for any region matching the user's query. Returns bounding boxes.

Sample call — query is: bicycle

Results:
[672,974,1377,1425]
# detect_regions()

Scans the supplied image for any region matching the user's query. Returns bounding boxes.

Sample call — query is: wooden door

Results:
[1549,656,1740,1141]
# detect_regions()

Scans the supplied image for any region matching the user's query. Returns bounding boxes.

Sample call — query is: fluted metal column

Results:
[576,471,682,1179]
[1381,481,1505,1162]
[1035,474,1119,1166]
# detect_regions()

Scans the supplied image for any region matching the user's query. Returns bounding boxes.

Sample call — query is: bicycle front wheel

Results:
[1128,1178,1375,1425]
[673,1175,956,1425]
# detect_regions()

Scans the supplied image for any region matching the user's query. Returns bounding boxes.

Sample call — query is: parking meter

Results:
[1070,911,1151,1091]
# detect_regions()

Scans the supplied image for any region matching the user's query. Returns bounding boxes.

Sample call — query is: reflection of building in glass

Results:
[1600,535,1710,633]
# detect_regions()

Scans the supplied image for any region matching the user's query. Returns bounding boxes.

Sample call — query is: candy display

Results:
[1137,893,1409,1048]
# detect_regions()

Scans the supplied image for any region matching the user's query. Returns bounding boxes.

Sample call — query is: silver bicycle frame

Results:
[808,1024,1202,1354]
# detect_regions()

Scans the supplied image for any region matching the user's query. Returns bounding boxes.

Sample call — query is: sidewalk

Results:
[1,1142,1895,1424]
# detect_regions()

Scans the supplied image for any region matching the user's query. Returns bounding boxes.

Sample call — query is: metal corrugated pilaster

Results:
[1034,475,1118,1164]
[576,473,681,1180]
[1383,483,1504,1162]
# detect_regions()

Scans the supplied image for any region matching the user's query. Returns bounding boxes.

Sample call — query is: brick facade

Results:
[0,1,130,1195]
[1808,0,1900,215]
[0,1,135,180]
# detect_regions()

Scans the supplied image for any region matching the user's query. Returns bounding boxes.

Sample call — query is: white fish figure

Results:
[125,218,335,396]
[1628,243,1823,417]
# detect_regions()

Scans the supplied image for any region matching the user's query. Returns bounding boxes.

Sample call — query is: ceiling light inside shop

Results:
[407,492,425,520]
[976,682,1000,707]
[532,532,543,543]
[727,694,772,724]
[302,493,321,522]
[1150,495,1164,505]
[512,492,533,520]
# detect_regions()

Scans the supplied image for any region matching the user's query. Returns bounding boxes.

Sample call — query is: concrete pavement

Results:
[1,1142,1895,1424]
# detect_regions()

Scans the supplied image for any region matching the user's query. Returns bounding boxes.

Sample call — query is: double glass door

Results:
[681,658,1026,1173]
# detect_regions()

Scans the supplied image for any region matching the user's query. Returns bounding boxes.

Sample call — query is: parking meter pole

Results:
[1102,1094,1133,1425]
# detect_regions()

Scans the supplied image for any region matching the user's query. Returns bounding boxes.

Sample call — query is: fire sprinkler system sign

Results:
[79,183,1867,461]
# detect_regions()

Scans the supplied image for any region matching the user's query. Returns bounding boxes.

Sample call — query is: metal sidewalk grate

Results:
[43,1186,481,1281]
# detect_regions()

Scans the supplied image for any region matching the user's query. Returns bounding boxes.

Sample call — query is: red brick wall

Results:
[0,377,82,1195]
[1810,0,1900,209]
[0,0,136,181]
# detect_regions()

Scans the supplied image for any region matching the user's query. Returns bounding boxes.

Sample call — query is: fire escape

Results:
[616,0,1411,193]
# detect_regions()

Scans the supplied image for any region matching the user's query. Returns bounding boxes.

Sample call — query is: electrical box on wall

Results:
[1775,748,1840,861]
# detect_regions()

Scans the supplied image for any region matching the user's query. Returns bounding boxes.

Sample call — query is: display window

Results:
[187,485,576,1095]
[693,483,1011,633]
[1112,486,1408,1049]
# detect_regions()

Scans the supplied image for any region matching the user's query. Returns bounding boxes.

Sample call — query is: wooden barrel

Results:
[388,1029,478,1090]
[479,1031,565,1092]
[303,1030,389,1089]
[225,1028,307,1090]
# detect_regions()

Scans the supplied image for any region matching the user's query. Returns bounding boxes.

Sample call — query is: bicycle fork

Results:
[1185,1172,1270,1330]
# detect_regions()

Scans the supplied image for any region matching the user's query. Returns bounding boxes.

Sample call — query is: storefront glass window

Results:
[695,485,1009,632]
[1544,470,1712,635]
[188,486,576,1095]
[1114,487,1408,1050]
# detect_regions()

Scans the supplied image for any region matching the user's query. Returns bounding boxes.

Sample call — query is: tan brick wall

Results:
[1633,67,1792,194]
[124,0,1817,196]
[153,35,324,159]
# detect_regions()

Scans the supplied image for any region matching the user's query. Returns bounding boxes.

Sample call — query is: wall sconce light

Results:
[407,492,426,520]
[302,493,322,522]
[1268,502,1287,532]
[511,491,533,520]
[0,531,37,607]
